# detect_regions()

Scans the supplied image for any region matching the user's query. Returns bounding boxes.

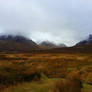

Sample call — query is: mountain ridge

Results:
[39,41,66,49]
[0,35,39,52]
[76,34,92,46]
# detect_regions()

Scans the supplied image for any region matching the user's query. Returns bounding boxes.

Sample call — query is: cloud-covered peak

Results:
[0,0,92,46]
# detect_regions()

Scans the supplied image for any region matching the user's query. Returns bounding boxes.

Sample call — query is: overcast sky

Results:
[0,0,92,46]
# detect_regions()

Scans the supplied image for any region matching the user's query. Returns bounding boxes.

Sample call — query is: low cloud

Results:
[0,0,92,46]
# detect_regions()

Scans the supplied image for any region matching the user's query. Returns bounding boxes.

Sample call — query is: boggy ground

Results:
[0,52,92,92]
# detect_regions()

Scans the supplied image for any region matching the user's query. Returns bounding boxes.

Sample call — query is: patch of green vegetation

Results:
[1,78,59,92]
[82,84,92,92]
[2,78,90,92]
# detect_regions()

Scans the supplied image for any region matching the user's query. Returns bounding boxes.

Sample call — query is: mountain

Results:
[36,35,92,54]
[76,34,92,46]
[0,35,39,52]
[39,41,66,49]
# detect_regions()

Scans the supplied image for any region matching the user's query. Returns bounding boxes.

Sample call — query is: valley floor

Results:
[0,52,92,92]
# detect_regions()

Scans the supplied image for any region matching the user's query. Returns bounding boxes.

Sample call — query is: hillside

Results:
[39,41,66,49]
[36,34,92,54]
[76,34,92,46]
[0,35,39,52]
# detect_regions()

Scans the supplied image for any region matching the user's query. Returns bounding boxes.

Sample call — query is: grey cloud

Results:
[0,0,92,46]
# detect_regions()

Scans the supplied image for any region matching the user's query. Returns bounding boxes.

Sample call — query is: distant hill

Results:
[1,34,92,53]
[39,41,66,49]
[0,35,39,52]
[76,34,92,46]
[36,35,92,54]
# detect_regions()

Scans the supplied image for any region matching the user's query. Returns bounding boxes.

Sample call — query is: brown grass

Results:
[53,72,82,92]
[0,52,92,91]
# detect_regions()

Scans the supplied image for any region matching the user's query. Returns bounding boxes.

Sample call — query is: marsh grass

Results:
[0,53,92,91]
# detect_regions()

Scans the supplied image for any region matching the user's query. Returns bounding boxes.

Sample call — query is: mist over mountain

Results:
[76,34,92,46]
[0,35,39,52]
[0,33,92,53]
[39,41,66,49]
[0,0,92,46]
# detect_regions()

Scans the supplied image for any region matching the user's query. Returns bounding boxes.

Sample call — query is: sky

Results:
[0,0,92,46]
